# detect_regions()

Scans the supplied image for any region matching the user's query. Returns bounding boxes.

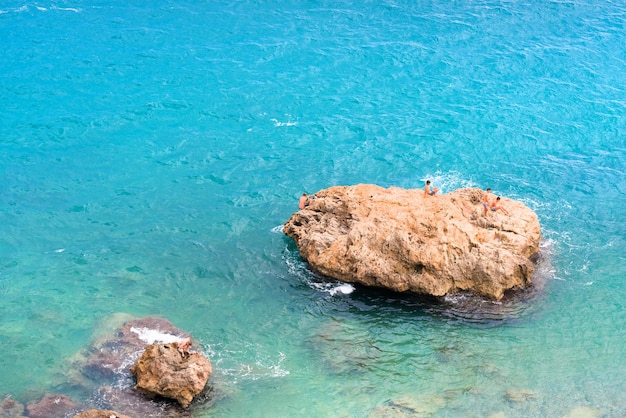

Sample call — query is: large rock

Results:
[130,342,212,408]
[284,185,541,300]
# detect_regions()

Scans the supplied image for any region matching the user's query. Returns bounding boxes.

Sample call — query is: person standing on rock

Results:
[299,193,308,209]
[424,180,438,196]
[482,188,492,217]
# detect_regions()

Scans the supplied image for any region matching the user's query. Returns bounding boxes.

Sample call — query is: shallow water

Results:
[1,1,625,417]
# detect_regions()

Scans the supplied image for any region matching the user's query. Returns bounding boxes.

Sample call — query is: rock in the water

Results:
[130,342,212,408]
[562,406,604,418]
[25,394,78,418]
[73,410,131,418]
[82,316,191,382]
[505,388,539,403]
[93,386,189,418]
[284,185,541,300]
[368,394,446,418]
[67,315,210,415]
[0,397,25,418]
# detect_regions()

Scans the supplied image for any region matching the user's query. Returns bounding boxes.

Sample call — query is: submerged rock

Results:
[505,388,539,403]
[73,410,131,418]
[25,394,79,418]
[92,386,189,418]
[81,317,191,382]
[368,394,446,418]
[562,405,604,418]
[130,341,212,408]
[284,185,541,300]
[308,320,381,375]
[0,397,25,418]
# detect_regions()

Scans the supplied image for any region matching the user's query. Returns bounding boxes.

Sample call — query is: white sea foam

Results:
[271,118,297,127]
[283,243,356,296]
[210,344,290,382]
[329,283,355,296]
[52,6,81,12]
[190,240,206,249]
[130,327,184,344]
[420,170,478,195]
[308,279,356,296]
[443,292,502,306]
[238,351,290,380]
[11,5,81,13]
[271,224,284,233]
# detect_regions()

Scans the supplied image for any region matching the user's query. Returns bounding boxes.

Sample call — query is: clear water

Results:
[1,0,625,417]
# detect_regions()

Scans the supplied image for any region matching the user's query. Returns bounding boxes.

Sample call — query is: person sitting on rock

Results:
[424,180,438,196]
[178,338,192,358]
[490,196,510,215]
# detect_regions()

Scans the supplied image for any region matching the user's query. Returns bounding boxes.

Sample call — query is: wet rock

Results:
[73,410,130,418]
[82,317,190,382]
[93,386,189,418]
[25,394,79,418]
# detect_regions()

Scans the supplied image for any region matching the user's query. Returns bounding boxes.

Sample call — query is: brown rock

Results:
[25,394,78,418]
[73,410,131,418]
[284,185,541,300]
[130,341,212,408]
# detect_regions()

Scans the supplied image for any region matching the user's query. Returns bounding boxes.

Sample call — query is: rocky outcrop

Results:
[284,184,541,300]
[130,341,212,408]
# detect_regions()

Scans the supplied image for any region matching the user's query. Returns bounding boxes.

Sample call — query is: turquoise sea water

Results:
[1,0,625,416]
